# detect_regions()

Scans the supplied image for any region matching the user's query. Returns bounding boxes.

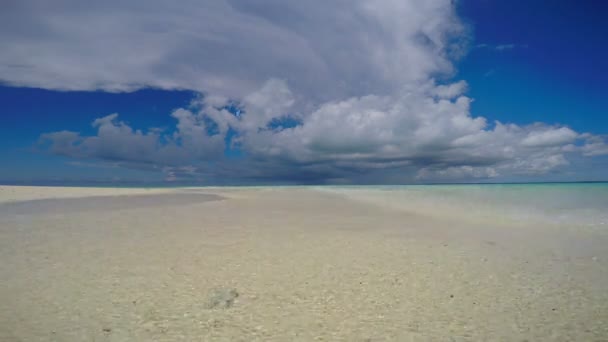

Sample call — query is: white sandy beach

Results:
[1,185,607,341]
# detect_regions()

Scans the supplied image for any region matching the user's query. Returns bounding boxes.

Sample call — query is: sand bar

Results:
[1,186,607,341]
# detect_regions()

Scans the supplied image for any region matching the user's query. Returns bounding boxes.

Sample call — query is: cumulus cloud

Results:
[14,0,607,182]
[40,80,606,182]
[521,127,578,147]
[567,134,608,157]
[40,110,224,166]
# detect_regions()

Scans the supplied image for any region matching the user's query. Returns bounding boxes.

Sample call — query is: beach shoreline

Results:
[1,186,607,340]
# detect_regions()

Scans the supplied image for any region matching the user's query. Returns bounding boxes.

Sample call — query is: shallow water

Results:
[1,186,607,341]
[317,183,608,227]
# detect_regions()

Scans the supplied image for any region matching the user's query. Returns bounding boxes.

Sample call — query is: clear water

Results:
[317,183,608,227]
[4,182,607,226]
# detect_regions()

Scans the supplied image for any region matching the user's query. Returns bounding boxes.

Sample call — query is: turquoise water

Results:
[318,183,608,227]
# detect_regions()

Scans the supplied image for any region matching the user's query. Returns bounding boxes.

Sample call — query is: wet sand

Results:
[0,186,607,341]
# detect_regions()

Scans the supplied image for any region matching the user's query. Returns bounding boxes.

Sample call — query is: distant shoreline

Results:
[1,180,607,188]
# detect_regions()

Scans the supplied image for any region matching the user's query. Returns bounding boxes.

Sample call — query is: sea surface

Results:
[316,183,608,227]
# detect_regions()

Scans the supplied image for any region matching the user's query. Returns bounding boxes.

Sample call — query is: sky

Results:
[0,0,607,185]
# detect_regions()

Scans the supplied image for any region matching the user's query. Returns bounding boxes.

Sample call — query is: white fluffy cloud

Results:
[39,79,606,182]
[41,110,224,166]
[10,0,606,182]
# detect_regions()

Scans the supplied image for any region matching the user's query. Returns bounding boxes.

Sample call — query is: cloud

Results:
[40,110,225,166]
[0,0,465,103]
[12,0,606,182]
[483,69,496,77]
[475,43,526,52]
[40,80,607,182]
[495,44,516,51]
[566,134,608,157]
[521,127,578,147]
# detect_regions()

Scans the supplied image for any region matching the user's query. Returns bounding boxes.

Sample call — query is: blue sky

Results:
[458,0,608,133]
[0,0,607,185]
